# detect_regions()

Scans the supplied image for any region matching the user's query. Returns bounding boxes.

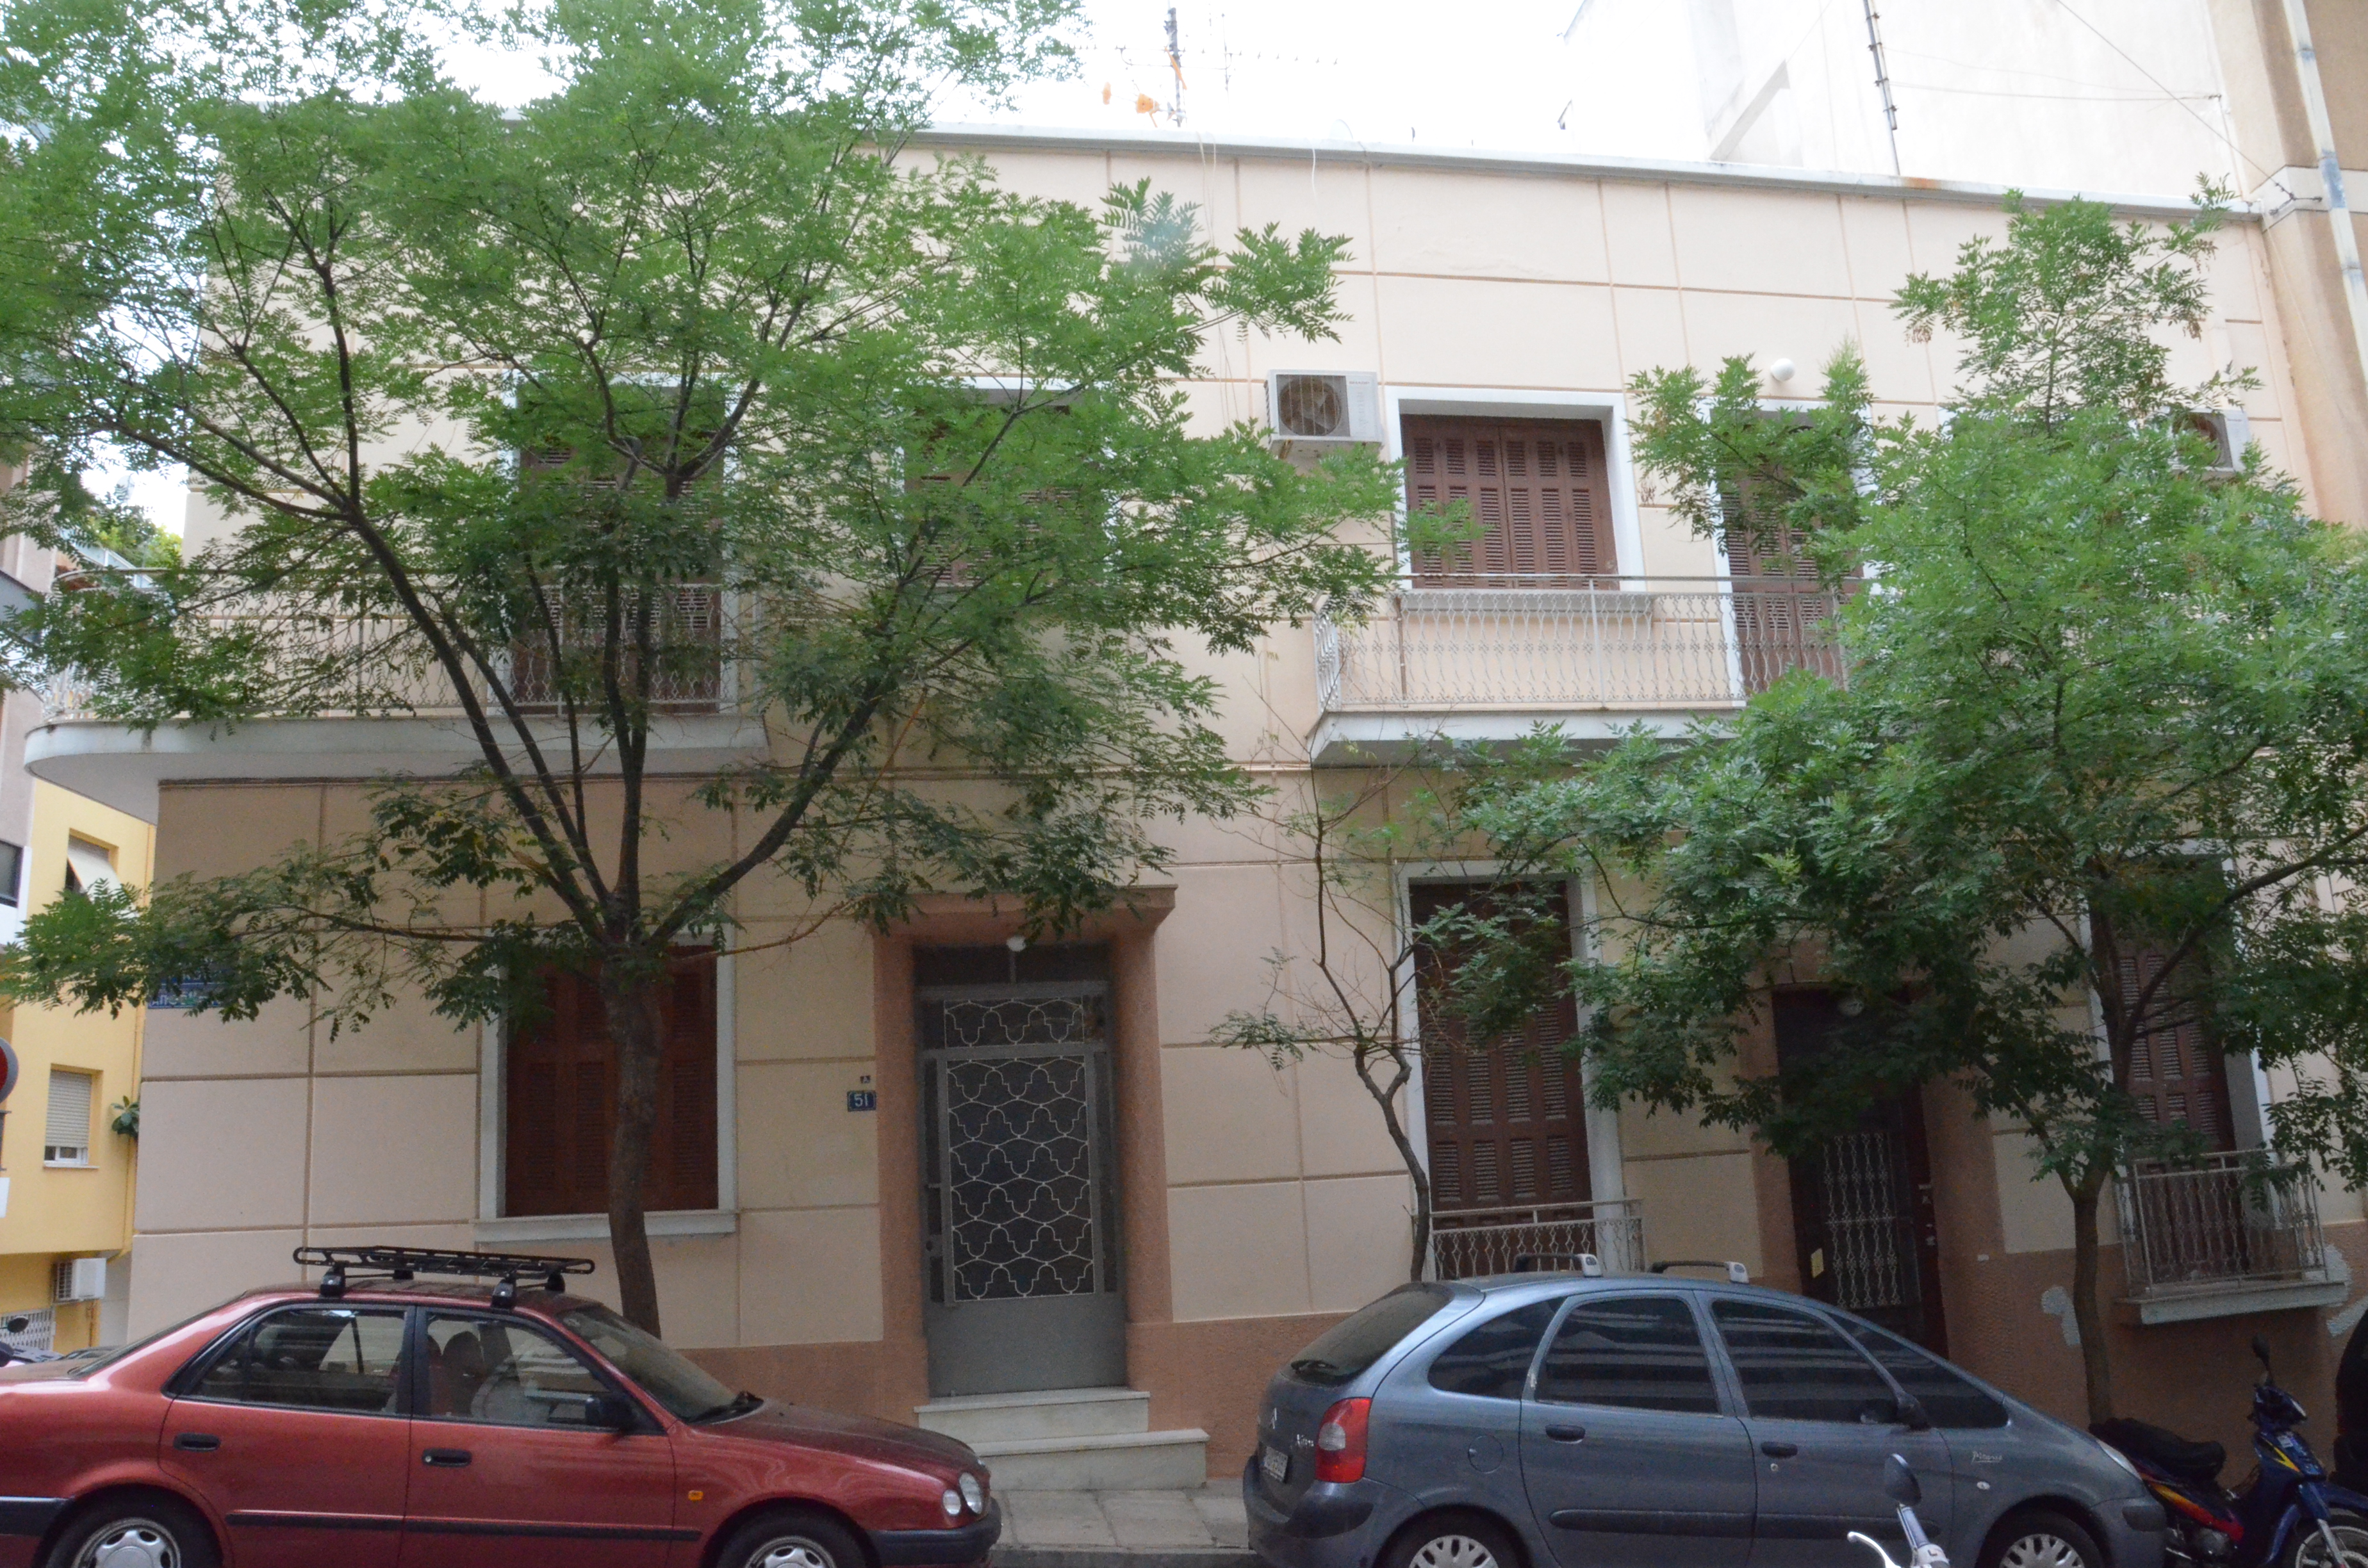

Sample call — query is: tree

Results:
[1449,190,2368,1420]
[0,0,1399,1331]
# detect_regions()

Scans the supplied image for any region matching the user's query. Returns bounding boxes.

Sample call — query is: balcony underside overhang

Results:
[27,714,771,823]
[1307,709,1725,766]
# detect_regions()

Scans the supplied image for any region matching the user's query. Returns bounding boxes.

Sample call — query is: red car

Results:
[0,1247,998,1568]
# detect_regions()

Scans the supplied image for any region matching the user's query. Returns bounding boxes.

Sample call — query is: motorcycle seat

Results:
[2093,1417,2227,1486]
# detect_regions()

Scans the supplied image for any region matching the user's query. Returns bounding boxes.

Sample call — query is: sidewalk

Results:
[991,1485,1254,1568]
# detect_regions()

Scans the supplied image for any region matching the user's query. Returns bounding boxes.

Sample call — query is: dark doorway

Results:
[1773,989,1948,1352]
[913,944,1126,1396]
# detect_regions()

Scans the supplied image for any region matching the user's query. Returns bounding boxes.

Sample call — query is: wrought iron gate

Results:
[1820,1129,1914,1314]
[918,982,1126,1396]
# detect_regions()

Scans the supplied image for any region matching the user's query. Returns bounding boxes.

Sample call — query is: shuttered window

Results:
[2117,940,2235,1151]
[1411,883,1590,1212]
[1404,417,1614,586]
[504,950,719,1217]
[44,1068,94,1166]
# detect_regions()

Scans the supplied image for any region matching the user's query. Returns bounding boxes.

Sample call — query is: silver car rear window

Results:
[1288,1284,1456,1386]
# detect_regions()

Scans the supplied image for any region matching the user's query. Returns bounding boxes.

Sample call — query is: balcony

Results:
[1428,1196,1648,1280]
[1308,576,1845,762]
[28,586,768,821]
[2114,1151,2346,1324]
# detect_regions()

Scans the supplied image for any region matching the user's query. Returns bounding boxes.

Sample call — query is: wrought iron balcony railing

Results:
[2115,1150,2330,1298]
[38,585,739,724]
[1428,1196,1647,1280]
[1315,576,1846,715]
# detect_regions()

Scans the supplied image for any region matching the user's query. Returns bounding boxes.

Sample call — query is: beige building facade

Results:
[27,117,2367,1476]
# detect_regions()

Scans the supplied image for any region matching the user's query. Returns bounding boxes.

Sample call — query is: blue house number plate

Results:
[846,1090,878,1112]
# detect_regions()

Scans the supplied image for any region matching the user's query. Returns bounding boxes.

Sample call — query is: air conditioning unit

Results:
[1267,372,1381,453]
[2178,408,2251,475]
[53,1256,104,1303]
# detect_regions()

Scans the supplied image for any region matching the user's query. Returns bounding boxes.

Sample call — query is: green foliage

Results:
[0,0,1401,1327]
[1449,190,2368,1414]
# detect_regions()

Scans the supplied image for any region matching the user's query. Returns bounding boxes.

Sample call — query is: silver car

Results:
[1245,1273,2166,1568]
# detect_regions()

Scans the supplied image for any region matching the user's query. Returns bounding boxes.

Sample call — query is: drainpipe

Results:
[2280,0,2368,414]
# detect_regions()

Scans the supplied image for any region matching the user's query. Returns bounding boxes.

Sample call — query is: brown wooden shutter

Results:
[505,948,719,1217]
[1411,883,1590,1211]
[2118,942,2235,1151]
[1405,417,1612,587]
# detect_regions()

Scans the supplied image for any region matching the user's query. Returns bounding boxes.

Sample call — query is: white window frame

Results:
[473,951,738,1243]
[42,1066,96,1169]
[1380,386,1647,582]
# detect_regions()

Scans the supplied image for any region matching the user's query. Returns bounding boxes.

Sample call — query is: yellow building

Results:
[0,780,154,1355]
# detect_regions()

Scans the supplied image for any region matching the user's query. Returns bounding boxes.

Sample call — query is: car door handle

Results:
[1760,1441,1800,1458]
[1544,1425,1586,1443]
[422,1449,473,1468]
[173,1433,222,1453]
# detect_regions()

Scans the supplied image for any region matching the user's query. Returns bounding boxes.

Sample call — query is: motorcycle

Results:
[2093,1335,2368,1568]
[1852,1454,1951,1568]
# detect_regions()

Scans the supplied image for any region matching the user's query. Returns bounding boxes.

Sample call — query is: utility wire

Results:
[2055,0,2282,190]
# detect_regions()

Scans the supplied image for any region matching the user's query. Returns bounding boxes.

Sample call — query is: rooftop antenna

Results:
[1164,8,1187,127]
[1861,0,1902,174]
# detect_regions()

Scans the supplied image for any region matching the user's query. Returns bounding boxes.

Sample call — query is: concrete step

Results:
[973,1429,1211,1491]
[917,1387,1152,1444]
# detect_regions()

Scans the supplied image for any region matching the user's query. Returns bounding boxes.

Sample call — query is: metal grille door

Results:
[1821,1131,1911,1312]
[919,983,1126,1395]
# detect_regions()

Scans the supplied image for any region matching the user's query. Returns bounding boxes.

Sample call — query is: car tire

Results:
[44,1494,220,1568]
[1381,1510,1525,1568]
[2283,1509,2368,1568]
[714,1507,869,1568]
[1979,1509,2105,1568]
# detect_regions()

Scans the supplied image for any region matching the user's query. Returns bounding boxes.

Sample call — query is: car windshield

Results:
[559,1305,750,1423]
[1287,1284,1456,1386]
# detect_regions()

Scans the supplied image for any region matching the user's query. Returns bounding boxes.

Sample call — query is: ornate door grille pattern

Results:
[1821,1131,1912,1311]
[1405,416,1613,586]
[921,986,1116,1306]
[1411,883,1590,1212]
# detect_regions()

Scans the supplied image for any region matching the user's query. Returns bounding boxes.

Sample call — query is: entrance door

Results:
[1774,990,1948,1351]
[919,977,1126,1395]
[1411,883,1598,1280]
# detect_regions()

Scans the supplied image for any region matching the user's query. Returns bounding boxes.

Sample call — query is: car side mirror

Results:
[1883,1453,1923,1506]
[1896,1395,1932,1432]
[582,1394,636,1432]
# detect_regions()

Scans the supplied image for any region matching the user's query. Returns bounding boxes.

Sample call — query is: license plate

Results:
[1262,1444,1289,1483]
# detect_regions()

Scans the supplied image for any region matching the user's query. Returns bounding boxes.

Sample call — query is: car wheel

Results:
[45,1496,219,1568]
[714,1508,869,1568]
[1980,1510,2104,1568]
[1382,1512,1524,1568]
[2285,1510,2368,1568]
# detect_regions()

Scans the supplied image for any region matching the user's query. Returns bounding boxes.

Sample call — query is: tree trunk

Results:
[602,967,665,1334]
[2067,1164,2114,1422]
[1354,1044,1433,1282]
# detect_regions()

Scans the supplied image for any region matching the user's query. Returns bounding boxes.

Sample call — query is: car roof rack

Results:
[1649,1259,1752,1284]
[293,1246,596,1309]
[1511,1252,1605,1277]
